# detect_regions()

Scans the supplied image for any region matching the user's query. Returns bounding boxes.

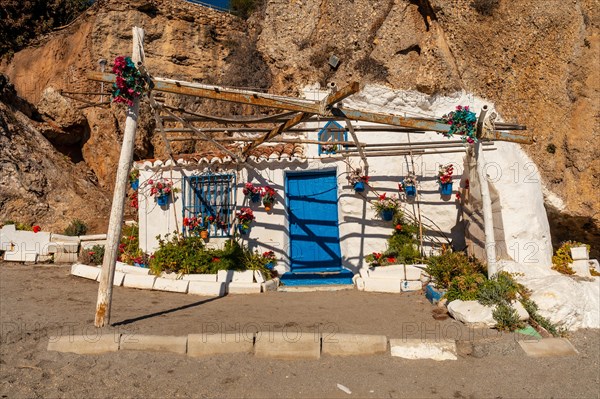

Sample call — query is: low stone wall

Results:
[70,262,278,296]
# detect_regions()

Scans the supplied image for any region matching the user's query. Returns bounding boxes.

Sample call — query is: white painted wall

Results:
[136,85,553,275]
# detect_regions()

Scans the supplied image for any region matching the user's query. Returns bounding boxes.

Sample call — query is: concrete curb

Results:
[389,339,458,361]
[322,333,387,356]
[120,334,187,354]
[255,331,321,360]
[47,334,121,355]
[49,333,576,362]
[188,333,254,357]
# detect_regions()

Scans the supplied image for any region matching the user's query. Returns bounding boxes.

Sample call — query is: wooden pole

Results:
[95,27,144,327]
[475,107,498,278]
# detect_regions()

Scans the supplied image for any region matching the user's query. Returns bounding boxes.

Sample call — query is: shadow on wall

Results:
[546,206,600,260]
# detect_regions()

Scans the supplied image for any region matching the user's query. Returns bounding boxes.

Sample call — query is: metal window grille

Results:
[182,173,236,237]
[318,121,347,155]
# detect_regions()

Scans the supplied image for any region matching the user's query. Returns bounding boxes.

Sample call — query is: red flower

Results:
[387,257,396,264]
[395,224,402,231]
[32,225,41,233]
[456,192,462,201]
[88,251,95,256]
[379,193,387,200]
[361,176,370,182]
[212,257,220,262]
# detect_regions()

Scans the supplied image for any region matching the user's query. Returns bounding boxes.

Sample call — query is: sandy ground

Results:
[1,262,599,398]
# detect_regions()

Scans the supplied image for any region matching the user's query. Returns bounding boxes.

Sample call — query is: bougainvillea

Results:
[111,56,146,107]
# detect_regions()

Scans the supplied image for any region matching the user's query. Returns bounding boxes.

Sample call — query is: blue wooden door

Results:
[287,171,342,272]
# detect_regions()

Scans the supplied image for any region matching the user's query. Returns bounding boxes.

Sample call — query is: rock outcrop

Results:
[0,0,597,252]
[0,77,110,232]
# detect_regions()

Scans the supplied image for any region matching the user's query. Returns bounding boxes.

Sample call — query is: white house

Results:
[135,86,553,284]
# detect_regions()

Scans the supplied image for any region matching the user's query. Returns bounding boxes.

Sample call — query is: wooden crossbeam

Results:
[86,72,531,143]
[87,72,321,114]
[241,82,360,156]
[332,107,451,132]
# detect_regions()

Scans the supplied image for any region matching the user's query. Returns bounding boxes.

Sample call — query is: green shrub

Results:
[383,219,421,264]
[446,273,487,301]
[552,241,590,275]
[149,234,210,275]
[493,303,524,331]
[477,272,522,306]
[520,298,565,337]
[425,252,486,289]
[80,244,105,266]
[149,235,267,277]
[64,219,87,236]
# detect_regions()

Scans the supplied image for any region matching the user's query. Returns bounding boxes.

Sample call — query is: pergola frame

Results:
[89,27,531,327]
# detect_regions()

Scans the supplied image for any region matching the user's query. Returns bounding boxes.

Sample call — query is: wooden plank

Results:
[333,107,451,132]
[86,71,321,114]
[241,82,360,156]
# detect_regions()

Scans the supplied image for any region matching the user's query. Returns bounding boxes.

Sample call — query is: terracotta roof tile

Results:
[136,143,304,168]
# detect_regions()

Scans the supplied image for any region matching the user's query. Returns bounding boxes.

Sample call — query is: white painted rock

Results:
[363,278,401,293]
[447,300,496,327]
[182,274,217,282]
[524,275,600,330]
[369,264,423,281]
[512,301,529,321]
[400,280,423,292]
[390,339,457,361]
[572,259,592,277]
[71,263,100,280]
[232,270,254,283]
[217,270,235,283]
[570,246,589,261]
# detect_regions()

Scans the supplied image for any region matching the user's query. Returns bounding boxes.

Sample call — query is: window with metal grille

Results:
[318,121,347,155]
[182,173,236,237]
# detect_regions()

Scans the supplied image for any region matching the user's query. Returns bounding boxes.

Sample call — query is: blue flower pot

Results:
[440,182,453,195]
[353,181,365,192]
[265,261,275,270]
[238,225,249,235]
[405,185,416,197]
[156,194,169,206]
[250,192,261,203]
[130,179,139,191]
[381,209,394,221]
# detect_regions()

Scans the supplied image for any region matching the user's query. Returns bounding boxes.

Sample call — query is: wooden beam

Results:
[332,107,452,132]
[242,112,311,156]
[241,82,360,156]
[87,71,322,114]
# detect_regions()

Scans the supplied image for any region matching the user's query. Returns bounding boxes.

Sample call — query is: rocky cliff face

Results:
[0,77,110,232]
[0,0,598,251]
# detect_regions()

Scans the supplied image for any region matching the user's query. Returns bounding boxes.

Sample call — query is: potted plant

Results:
[262,250,277,270]
[437,164,454,195]
[261,186,276,212]
[183,216,209,239]
[322,144,340,154]
[243,182,262,203]
[401,174,417,197]
[372,193,400,221]
[347,168,369,192]
[236,207,255,235]
[149,178,174,206]
[440,105,478,144]
[129,169,139,191]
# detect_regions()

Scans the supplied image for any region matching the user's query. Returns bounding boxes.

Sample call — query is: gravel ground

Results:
[1,263,599,398]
